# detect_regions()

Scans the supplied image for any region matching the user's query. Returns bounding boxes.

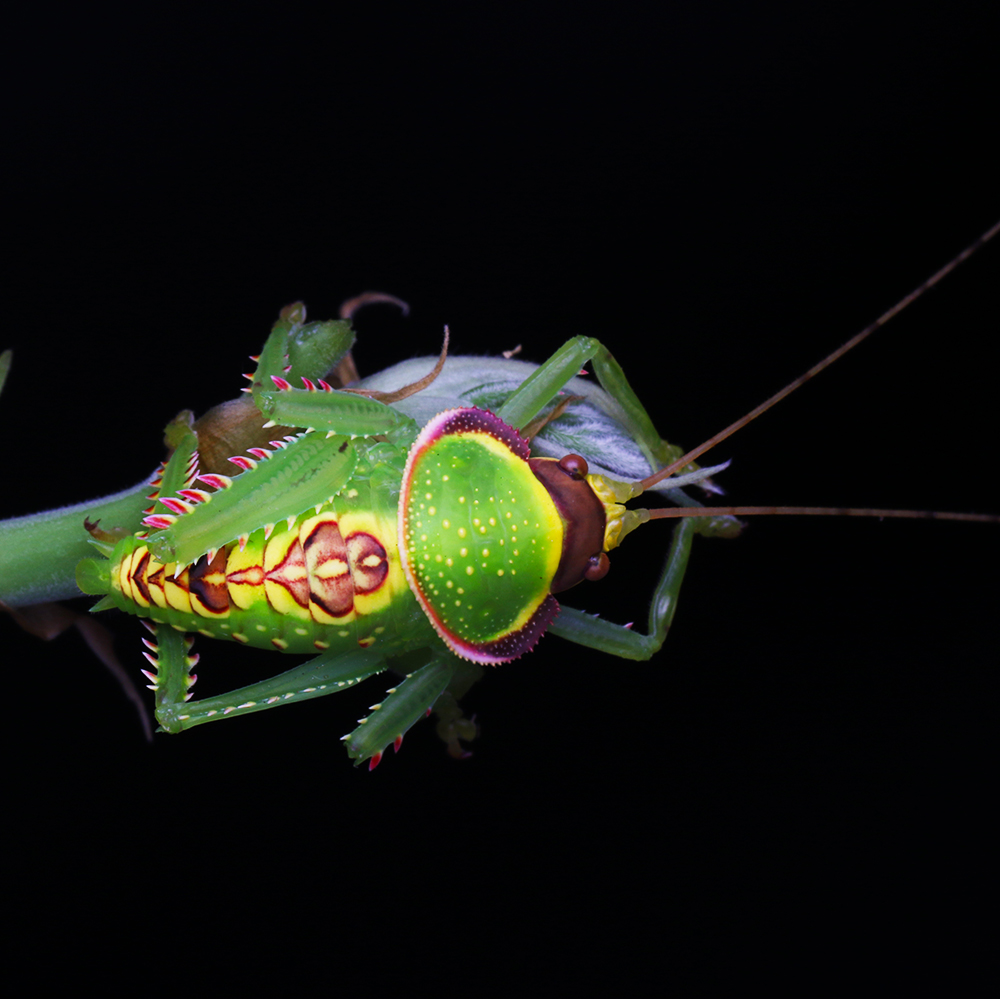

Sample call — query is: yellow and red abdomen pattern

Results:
[111,499,423,655]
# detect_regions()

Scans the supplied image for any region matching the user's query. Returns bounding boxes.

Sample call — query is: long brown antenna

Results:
[643,506,1000,524]
[641,221,1000,492]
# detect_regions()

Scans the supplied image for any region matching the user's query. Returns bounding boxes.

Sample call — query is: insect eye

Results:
[584,552,610,582]
[558,454,589,479]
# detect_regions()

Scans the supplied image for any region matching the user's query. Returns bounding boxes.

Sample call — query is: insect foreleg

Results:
[497,336,670,463]
[547,518,696,661]
[497,335,738,536]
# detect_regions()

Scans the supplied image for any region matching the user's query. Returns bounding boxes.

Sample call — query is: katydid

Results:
[1,225,996,768]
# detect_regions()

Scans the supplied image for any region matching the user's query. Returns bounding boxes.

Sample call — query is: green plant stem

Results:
[0,476,154,607]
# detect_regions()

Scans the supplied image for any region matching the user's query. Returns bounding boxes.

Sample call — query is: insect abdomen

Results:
[108,487,428,656]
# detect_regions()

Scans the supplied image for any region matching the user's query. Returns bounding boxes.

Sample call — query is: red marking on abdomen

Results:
[189,549,231,615]
[265,540,310,608]
[304,521,354,618]
[346,532,389,594]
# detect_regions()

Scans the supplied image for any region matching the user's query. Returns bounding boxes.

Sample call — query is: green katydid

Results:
[72,306,743,767]
[2,225,997,768]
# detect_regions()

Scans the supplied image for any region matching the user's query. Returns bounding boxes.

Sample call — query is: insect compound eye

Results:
[584,551,610,582]
[558,453,589,480]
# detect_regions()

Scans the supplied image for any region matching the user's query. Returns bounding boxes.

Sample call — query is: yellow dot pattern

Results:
[401,409,563,653]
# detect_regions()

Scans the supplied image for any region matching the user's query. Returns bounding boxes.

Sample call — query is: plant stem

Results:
[0,476,154,607]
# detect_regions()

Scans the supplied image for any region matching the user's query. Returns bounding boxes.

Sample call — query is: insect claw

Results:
[368,751,383,771]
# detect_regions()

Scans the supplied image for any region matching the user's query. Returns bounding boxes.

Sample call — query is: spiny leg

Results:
[249,302,356,398]
[143,429,362,565]
[547,517,696,660]
[342,654,460,769]
[495,339,733,656]
[255,380,416,442]
[146,636,388,733]
[496,336,736,533]
[139,624,199,731]
[497,336,679,470]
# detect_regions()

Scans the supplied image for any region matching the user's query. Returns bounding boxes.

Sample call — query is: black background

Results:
[4,5,996,989]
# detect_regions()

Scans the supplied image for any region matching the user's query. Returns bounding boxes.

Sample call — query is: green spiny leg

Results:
[497,336,739,537]
[144,430,360,565]
[155,416,200,512]
[494,337,731,649]
[150,639,388,733]
[249,302,357,399]
[493,339,728,659]
[247,302,417,443]
[546,516,695,660]
[343,654,459,770]
[139,623,199,729]
[256,381,416,445]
